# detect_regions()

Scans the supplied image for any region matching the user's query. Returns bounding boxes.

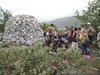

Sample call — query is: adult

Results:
[86,22,96,45]
[79,28,90,55]
[97,26,100,49]
[71,27,78,50]
[46,24,56,47]
[47,24,56,35]
[77,28,81,49]
[67,27,73,47]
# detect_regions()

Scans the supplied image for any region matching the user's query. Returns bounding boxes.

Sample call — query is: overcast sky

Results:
[0,0,93,22]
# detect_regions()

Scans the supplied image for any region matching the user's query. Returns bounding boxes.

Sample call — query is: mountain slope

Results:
[44,16,82,30]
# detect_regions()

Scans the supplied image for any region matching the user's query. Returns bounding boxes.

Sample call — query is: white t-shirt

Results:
[97,32,100,41]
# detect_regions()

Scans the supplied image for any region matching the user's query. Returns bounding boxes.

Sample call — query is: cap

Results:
[98,26,100,29]
[87,22,91,25]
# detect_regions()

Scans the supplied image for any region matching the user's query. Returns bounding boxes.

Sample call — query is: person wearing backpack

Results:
[97,26,100,49]
[71,27,78,50]
[86,22,96,45]
[79,28,90,55]
[77,28,82,49]
[67,28,73,47]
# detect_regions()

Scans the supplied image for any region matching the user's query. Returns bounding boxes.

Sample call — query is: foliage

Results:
[40,23,49,31]
[75,0,100,28]
[0,7,12,32]
[41,23,58,31]
[0,43,100,75]
[0,42,9,48]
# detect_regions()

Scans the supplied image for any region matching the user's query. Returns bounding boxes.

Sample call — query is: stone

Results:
[3,15,44,45]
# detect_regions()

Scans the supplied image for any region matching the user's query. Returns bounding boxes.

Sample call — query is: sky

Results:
[0,0,93,22]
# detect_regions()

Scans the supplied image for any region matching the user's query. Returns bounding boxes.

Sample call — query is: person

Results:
[71,27,78,50]
[45,24,57,47]
[97,26,100,49]
[47,24,55,34]
[86,22,96,45]
[77,28,81,49]
[79,28,90,55]
[67,28,73,47]
[77,28,81,35]
[43,30,47,40]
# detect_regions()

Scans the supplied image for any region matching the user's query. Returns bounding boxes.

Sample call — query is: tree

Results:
[75,0,100,28]
[65,26,69,30]
[41,23,49,31]
[0,7,12,32]
[41,23,58,31]
[0,7,4,24]
[3,10,12,25]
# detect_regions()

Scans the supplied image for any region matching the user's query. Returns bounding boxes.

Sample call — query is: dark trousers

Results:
[81,43,90,55]
[88,35,93,44]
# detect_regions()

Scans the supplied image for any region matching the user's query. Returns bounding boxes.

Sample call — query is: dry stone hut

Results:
[3,15,44,45]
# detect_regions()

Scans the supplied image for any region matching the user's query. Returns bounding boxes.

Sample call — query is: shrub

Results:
[0,43,99,75]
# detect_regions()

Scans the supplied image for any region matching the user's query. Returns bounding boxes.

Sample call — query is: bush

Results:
[0,42,9,48]
[0,44,99,75]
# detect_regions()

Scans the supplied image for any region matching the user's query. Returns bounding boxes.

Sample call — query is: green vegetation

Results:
[0,43,100,75]
[0,0,100,75]
[41,23,58,31]
[75,0,100,28]
[0,7,12,32]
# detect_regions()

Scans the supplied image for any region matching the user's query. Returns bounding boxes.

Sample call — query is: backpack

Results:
[83,37,90,46]
[79,33,90,45]
[49,32,55,39]
[67,31,72,38]
[79,33,85,42]
[72,31,78,42]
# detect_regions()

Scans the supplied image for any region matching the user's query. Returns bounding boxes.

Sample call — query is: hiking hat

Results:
[98,26,100,29]
[87,22,91,25]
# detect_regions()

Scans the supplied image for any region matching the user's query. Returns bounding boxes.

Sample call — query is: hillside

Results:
[43,16,82,30]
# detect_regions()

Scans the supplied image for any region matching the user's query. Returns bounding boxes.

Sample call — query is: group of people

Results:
[43,23,100,56]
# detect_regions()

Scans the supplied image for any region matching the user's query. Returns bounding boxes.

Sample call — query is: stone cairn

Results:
[3,15,44,45]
